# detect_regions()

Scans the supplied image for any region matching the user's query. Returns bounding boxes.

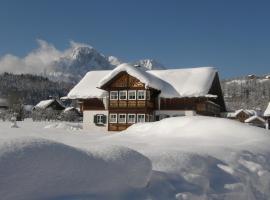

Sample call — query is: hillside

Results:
[0,73,72,106]
[221,75,270,111]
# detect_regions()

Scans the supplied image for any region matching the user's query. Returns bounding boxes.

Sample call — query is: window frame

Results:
[110,91,118,100]
[119,90,127,100]
[127,113,136,124]
[118,113,126,123]
[128,90,136,100]
[137,90,146,100]
[137,114,145,123]
[109,113,117,123]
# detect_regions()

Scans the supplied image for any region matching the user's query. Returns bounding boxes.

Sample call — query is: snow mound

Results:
[125,116,270,150]
[116,116,270,199]
[0,137,151,200]
[44,122,82,130]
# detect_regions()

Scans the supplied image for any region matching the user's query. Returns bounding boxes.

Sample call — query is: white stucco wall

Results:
[83,110,108,131]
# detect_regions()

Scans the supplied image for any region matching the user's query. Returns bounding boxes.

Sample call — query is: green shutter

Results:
[93,115,97,124]
[102,115,107,124]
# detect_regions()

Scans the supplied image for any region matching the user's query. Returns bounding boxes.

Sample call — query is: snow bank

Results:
[0,137,151,200]
[44,122,83,130]
[115,116,270,199]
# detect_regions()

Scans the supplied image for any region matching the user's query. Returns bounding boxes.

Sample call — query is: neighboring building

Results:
[67,63,226,131]
[60,107,82,122]
[32,99,65,121]
[245,115,266,128]
[264,102,270,129]
[225,109,257,123]
[33,99,65,111]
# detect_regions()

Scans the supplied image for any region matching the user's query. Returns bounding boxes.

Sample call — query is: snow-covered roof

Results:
[63,107,80,113]
[67,70,110,99]
[264,102,270,117]
[67,63,218,99]
[148,67,217,98]
[35,99,64,109]
[227,109,257,118]
[244,115,265,123]
[35,99,54,109]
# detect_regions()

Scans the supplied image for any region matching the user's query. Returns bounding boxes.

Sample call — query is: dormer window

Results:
[119,90,127,100]
[110,91,118,100]
[137,90,146,100]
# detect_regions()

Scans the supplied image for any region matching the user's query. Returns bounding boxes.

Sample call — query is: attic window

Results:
[110,91,118,100]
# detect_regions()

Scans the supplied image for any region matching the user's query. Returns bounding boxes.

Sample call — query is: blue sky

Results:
[0,0,270,78]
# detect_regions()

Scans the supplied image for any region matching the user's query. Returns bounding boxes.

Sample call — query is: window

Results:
[110,91,118,100]
[94,114,106,125]
[109,113,117,123]
[118,114,126,123]
[137,114,145,123]
[119,90,127,100]
[137,90,146,100]
[128,90,136,100]
[127,114,136,123]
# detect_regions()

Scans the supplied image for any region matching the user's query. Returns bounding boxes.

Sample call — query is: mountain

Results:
[44,45,165,83]
[221,74,270,112]
[47,46,115,83]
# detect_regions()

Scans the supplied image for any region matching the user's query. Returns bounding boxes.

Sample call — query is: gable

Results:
[102,72,145,89]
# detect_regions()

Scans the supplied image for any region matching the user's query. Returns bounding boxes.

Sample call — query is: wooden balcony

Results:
[109,100,154,109]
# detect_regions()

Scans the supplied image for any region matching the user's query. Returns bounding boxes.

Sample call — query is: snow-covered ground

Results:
[0,116,270,200]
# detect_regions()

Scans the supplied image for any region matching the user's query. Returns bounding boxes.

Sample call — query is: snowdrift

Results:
[0,137,151,200]
[111,116,270,199]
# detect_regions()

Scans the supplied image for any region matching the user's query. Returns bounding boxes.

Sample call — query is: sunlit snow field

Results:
[1,116,270,200]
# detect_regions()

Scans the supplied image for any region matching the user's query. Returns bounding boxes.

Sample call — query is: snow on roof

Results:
[244,115,265,123]
[67,70,110,99]
[98,63,173,95]
[264,102,270,117]
[63,107,79,113]
[68,64,218,99]
[148,67,217,98]
[35,99,55,109]
[35,99,64,109]
[227,109,257,118]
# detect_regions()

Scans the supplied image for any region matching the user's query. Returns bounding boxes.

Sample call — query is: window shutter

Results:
[93,115,97,124]
[102,115,107,124]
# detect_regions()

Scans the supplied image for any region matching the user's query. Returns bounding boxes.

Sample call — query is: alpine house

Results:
[67,63,226,131]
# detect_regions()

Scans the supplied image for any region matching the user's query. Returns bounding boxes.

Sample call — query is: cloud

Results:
[0,39,89,75]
